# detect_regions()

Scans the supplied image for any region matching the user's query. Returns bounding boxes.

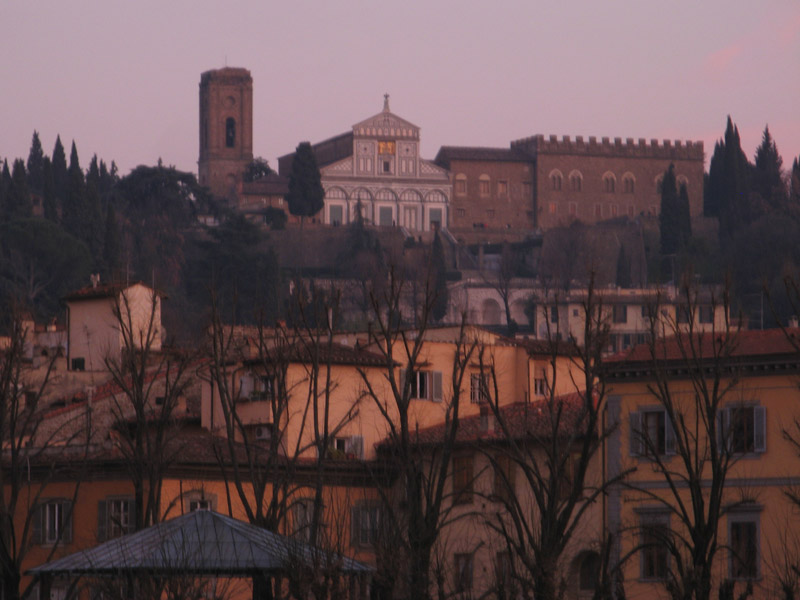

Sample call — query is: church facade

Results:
[278,96,451,233]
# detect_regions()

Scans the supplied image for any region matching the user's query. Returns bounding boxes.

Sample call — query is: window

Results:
[455,175,467,195]
[497,180,508,196]
[623,174,635,194]
[456,208,465,217]
[35,500,72,545]
[486,208,496,218]
[249,375,276,402]
[569,202,577,216]
[383,160,391,173]
[549,202,557,215]
[379,206,393,226]
[655,176,664,194]
[579,552,601,590]
[470,373,489,404]
[404,369,443,402]
[493,453,515,503]
[610,204,618,217]
[225,118,236,148]
[699,305,714,324]
[292,498,314,542]
[479,175,491,197]
[729,510,760,579]
[628,204,635,217]
[377,140,395,155]
[550,172,562,191]
[719,405,766,454]
[495,551,516,598]
[639,512,670,580]
[550,306,559,323]
[534,370,548,396]
[454,553,473,593]
[522,181,532,197]
[71,357,85,371]
[570,172,582,191]
[603,173,616,193]
[429,208,443,229]
[97,498,134,541]
[452,455,474,505]
[351,503,381,548]
[329,205,343,226]
[676,304,690,324]
[594,203,602,218]
[612,304,628,323]
[630,409,675,457]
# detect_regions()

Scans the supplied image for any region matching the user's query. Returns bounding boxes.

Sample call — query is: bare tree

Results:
[0,314,86,600]
[480,276,627,600]
[356,265,477,600]
[104,288,194,530]
[618,281,754,600]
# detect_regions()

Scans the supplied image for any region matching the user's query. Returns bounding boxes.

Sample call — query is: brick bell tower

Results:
[198,67,253,200]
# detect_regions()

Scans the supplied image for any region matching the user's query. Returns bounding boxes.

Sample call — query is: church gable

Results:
[352,96,420,139]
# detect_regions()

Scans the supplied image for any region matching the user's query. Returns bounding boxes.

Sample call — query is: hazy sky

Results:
[2,1,798,176]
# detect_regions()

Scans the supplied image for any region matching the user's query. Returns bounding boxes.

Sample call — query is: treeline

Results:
[0,132,282,336]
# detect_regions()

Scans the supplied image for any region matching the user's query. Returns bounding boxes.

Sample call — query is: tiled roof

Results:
[62,281,165,302]
[243,341,386,367]
[240,173,289,196]
[406,392,590,447]
[28,509,371,576]
[434,146,530,167]
[607,328,800,368]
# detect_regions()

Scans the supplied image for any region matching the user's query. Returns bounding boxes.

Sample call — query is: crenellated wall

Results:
[512,134,704,161]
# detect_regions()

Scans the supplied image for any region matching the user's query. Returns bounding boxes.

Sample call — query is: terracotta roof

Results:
[243,341,386,367]
[434,146,530,168]
[240,173,289,196]
[607,328,800,368]
[62,281,165,302]
[516,337,580,357]
[406,392,591,447]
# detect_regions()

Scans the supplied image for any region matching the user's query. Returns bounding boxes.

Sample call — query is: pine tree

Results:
[752,125,787,209]
[26,131,45,193]
[659,164,679,255]
[285,141,324,226]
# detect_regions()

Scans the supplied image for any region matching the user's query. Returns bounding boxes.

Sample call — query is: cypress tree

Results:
[51,135,68,218]
[26,131,45,193]
[659,164,679,255]
[718,117,750,242]
[285,141,324,227]
[42,157,58,222]
[791,157,800,205]
[752,125,787,209]
[63,141,88,241]
[705,140,725,217]
[102,203,121,278]
[678,182,692,246]
[0,160,10,219]
[9,159,32,219]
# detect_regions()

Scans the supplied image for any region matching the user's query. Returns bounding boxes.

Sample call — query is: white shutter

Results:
[432,371,443,402]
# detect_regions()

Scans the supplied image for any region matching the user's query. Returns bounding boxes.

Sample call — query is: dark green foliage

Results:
[0,161,8,218]
[102,203,121,278]
[716,117,752,243]
[615,244,631,288]
[431,230,448,322]
[62,141,89,241]
[41,157,58,222]
[184,214,281,324]
[285,142,324,222]
[51,135,68,213]
[678,182,692,245]
[659,164,679,255]
[26,131,45,193]
[7,160,32,220]
[0,218,92,318]
[752,125,788,210]
[792,157,800,204]
[243,157,274,182]
[263,206,287,230]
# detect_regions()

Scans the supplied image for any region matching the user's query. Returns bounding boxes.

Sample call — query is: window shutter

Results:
[432,371,443,402]
[399,369,407,396]
[97,500,107,542]
[63,501,73,544]
[346,436,364,459]
[629,411,642,456]
[754,406,766,452]
[664,413,676,455]
[32,504,42,545]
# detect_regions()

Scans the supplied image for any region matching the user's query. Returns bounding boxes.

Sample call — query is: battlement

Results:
[511,133,704,161]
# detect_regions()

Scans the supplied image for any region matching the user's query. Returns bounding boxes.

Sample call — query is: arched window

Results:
[569,170,583,192]
[479,174,491,197]
[481,299,502,325]
[603,172,616,193]
[550,170,563,191]
[579,552,601,590]
[225,118,236,148]
[676,175,689,191]
[623,172,635,194]
[455,174,467,195]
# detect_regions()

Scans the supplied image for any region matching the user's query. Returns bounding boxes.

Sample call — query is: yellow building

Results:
[605,328,800,599]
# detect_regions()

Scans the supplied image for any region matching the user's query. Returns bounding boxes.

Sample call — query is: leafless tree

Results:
[480,276,627,600]
[356,265,477,600]
[0,314,86,600]
[104,288,194,530]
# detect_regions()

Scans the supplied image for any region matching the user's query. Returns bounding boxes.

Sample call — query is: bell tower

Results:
[198,67,253,200]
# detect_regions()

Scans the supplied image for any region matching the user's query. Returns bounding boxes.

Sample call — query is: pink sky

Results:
[1,1,798,176]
